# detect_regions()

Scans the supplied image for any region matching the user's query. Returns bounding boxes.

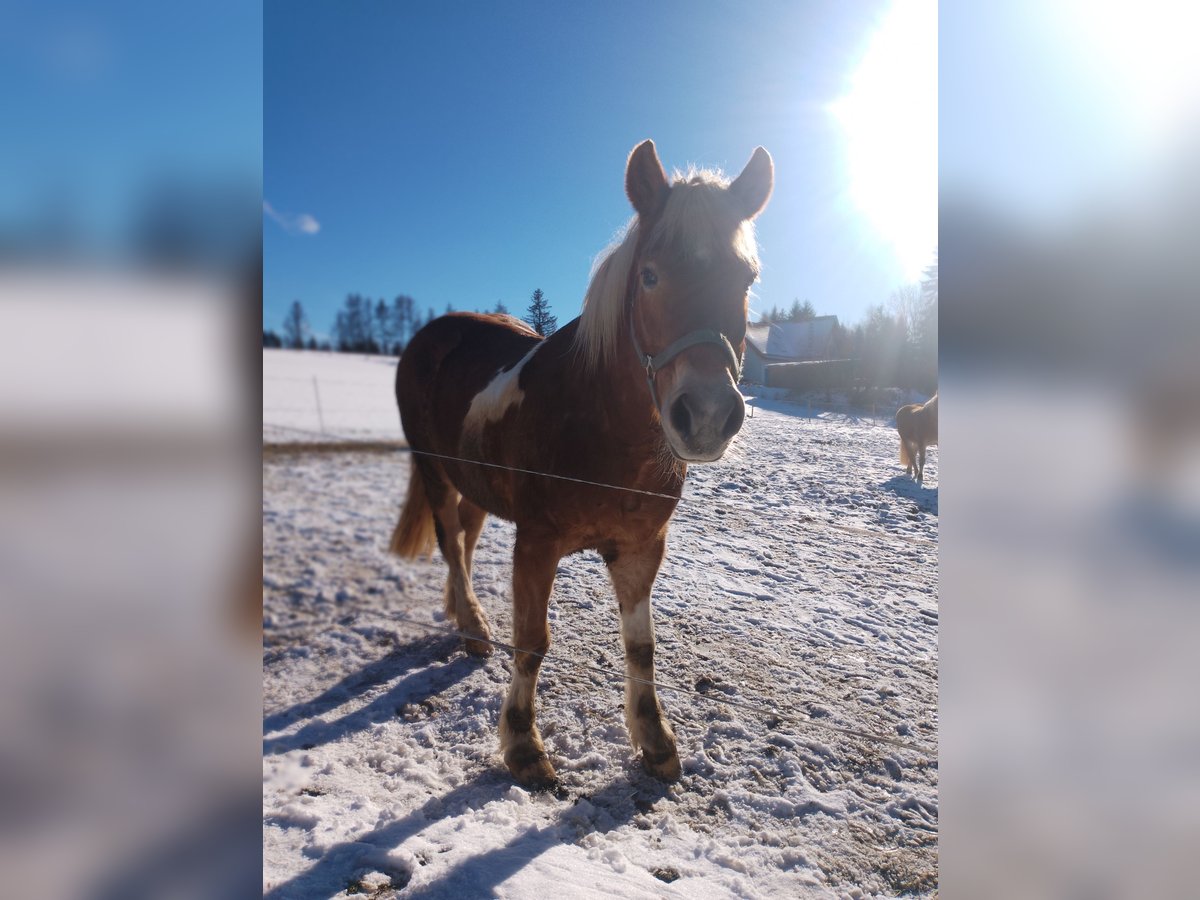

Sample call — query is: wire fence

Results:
[262,373,901,442]
[262,416,936,549]
[262,377,939,769]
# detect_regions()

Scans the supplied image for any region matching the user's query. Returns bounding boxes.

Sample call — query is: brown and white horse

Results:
[390,140,773,787]
[896,393,938,484]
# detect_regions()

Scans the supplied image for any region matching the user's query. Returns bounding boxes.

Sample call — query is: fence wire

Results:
[262,408,938,766]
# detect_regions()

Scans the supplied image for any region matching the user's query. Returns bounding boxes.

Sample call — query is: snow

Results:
[263,367,938,897]
[264,348,404,443]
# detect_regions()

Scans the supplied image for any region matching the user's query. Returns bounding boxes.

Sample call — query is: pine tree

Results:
[524,288,557,336]
[494,300,508,315]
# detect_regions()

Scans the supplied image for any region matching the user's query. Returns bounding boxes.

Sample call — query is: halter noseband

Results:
[628,301,743,411]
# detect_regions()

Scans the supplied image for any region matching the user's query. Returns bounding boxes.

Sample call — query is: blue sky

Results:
[265,0,937,340]
[0,1,261,249]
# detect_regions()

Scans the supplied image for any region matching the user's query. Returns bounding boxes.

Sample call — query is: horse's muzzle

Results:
[663,382,745,462]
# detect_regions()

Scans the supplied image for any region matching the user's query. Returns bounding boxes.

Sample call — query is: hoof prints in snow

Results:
[264,402,937,897]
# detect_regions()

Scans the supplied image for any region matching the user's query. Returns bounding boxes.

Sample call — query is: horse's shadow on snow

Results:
[881,474,939,515]
[264,769,670,899]
[263,636,480,756]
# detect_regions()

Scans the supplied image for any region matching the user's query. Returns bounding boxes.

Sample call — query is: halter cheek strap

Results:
[628,313,743,410]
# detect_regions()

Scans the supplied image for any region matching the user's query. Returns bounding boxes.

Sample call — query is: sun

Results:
[830,0,937,281]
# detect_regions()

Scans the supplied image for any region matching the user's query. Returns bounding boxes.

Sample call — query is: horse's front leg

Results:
[606,535,681,781]
[499,532,559,788]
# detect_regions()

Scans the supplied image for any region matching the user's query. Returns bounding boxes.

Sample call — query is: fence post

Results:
[312,375,326,434]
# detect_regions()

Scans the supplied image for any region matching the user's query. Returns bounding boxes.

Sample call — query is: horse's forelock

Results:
[650,169,760,270]
[575,170,760,372]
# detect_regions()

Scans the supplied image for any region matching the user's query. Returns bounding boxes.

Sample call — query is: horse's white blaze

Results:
[464,341,541,432]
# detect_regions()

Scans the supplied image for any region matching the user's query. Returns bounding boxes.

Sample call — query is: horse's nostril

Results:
[669,394,693,441]
[721,397,745,440]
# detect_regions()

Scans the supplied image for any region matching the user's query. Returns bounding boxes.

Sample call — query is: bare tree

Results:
[391,295,416,352]
[282,300,309,349]
[888,283,924,343]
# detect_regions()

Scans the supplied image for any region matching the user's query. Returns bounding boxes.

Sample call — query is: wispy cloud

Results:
[263,200,320,235]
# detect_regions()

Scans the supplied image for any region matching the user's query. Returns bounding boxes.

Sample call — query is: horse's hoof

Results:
[506,747,557,789]
[463,637,493,657]
[641,748,682,782]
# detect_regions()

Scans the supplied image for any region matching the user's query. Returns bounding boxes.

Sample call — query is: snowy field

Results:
[264,349,403,443]
[263,376,939,897]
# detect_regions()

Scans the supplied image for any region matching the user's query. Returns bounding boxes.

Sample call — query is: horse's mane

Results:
[574,168,761,372]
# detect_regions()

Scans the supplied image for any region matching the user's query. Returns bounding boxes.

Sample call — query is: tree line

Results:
[263,288,558,354]
[754,257,937,394]
[262,258,937,392]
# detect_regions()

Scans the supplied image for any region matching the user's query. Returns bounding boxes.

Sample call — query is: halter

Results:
[627,297,743,411]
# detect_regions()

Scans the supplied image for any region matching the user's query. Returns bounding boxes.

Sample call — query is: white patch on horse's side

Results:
[464,341,541,432]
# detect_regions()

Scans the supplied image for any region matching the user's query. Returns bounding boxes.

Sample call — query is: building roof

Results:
[746,316,839,361]
[745,323,773,356]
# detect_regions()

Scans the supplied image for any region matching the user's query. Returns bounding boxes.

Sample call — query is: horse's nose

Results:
[719,392,745,441]
[669,392,695,443]
[668,388,744,450]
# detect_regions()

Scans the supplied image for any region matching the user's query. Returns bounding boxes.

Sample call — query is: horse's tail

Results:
[896,405,913,467]
[389,457,437,559]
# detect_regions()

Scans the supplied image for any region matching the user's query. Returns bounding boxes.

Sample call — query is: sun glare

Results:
[1051,0,1200,153]
[831,0,937,281]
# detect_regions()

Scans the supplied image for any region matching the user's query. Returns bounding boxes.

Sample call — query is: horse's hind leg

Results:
[916,445,926,484]
[459,497,486,578]
[430,487,493,656]
[499,532,559,787]
[605,536,681,781]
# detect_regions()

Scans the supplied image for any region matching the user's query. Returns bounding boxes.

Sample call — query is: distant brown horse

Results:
[390,140,773,787]
[897,394,938,484]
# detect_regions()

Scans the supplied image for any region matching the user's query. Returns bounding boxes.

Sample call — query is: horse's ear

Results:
[729,147,774,220]
[626,140,670,219]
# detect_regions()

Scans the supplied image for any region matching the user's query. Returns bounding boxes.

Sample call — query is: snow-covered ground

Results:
[263,381,938,897]
[264,349,403,443]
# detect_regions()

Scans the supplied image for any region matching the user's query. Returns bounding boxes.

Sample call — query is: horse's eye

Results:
[641,267,658,289]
